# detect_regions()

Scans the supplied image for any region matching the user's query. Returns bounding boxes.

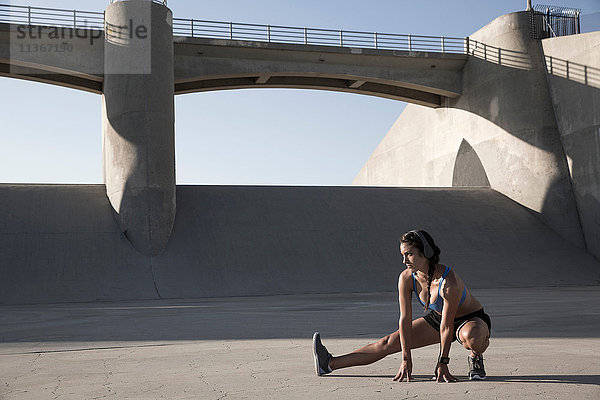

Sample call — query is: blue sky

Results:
[1,0,598,185]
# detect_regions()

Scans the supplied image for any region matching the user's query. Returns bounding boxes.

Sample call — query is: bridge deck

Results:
[1,20,467,106]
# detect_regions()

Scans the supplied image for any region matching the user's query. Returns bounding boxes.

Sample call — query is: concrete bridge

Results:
[0,3,468,106]
[0,1,599,304]
[0,1,470,255]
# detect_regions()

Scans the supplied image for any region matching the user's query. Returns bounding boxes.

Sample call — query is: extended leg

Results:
[329,317,439,370]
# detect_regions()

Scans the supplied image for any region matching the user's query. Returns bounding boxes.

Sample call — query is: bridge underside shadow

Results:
[0,61,102,93]
[174,74,444,107]
[1,184,598,305]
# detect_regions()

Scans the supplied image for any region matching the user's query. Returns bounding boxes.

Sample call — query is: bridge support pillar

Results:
[102,0,175,256]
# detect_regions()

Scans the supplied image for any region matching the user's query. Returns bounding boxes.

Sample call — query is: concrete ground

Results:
[1,287,599,399]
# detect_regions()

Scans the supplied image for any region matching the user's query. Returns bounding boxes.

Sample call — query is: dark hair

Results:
[400,230,441,311]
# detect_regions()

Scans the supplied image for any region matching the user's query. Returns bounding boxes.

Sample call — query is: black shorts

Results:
[422,308,491,343]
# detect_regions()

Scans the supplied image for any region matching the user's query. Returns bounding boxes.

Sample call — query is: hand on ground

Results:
[434,363,457,383]
[393,360,412,382]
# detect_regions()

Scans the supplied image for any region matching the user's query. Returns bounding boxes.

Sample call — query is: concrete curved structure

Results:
[103,0,175,256]
[541,31,600,263]
[355,12,600,259]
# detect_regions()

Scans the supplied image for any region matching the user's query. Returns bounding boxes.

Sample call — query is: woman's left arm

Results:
[436,274,462,382]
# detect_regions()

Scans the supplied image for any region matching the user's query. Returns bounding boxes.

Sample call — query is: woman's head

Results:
[400,230,442,311]
[399,230,441,268]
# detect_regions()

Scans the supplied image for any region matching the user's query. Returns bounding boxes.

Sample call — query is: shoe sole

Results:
[312,332,322,376]
[469,374,486,380]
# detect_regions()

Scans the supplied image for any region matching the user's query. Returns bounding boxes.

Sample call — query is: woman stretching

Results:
[313,230,491,382]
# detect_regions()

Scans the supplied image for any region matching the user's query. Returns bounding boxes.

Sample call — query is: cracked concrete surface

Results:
[1,288,599,399]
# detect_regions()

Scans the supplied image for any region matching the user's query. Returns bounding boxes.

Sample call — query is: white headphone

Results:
[409,230,434,258]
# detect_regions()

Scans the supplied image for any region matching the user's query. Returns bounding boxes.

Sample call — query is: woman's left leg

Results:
[457,317,490,380]
[456,317,490,355]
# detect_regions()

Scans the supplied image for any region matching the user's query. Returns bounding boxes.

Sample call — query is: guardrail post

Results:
[73,10,77,28]
[28,6,31,25]
[465,37,469,54]
[374,32,378,49]
[408,34,411,51]
[267,24,271,42]
[304,27,308,44]
[441,36,445,53]
[340,29,343,46]
[229,21,233,39]
[191,19,194,37]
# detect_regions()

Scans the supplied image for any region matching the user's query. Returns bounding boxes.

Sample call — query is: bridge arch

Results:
[173,38,467,108]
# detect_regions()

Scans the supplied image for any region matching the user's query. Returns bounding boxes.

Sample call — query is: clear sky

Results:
[1,0,598,185]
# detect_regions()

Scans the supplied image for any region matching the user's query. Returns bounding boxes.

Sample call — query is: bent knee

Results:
[459,324,489,347]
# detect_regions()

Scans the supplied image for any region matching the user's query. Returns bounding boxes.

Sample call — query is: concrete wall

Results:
[1,184,598,305]
[541,31,600,260]
[354,12,588,253]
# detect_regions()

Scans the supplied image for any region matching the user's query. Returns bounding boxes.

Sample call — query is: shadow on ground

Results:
[1,287,600,343]
[324,374,600,386]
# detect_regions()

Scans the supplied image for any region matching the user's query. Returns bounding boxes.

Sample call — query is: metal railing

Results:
[530,4,581,39]
[172,19,467,53]
[0,4,104,29]
[0,3,468,54]
[466,39,534,70]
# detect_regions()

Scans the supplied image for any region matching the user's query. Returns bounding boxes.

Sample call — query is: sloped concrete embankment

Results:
[1,184,598,305]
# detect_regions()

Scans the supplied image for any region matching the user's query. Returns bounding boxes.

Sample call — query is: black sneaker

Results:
[312,332,332,376]
[468,354,486,380]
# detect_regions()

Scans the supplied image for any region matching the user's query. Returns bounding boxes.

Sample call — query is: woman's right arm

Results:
[393,270,413,382]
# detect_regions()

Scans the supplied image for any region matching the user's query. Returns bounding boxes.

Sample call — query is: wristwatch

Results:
[438,356,450,364]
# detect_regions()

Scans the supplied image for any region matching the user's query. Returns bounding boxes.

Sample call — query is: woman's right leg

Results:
[329,317,440,370]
